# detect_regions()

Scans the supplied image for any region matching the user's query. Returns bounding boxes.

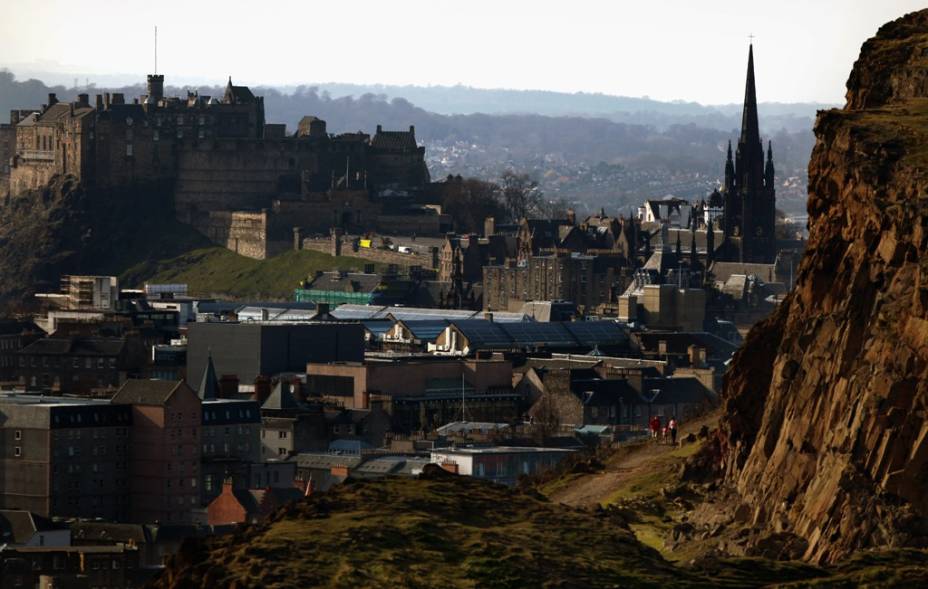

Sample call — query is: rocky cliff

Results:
[0,176,206,310]
[716,9,928,564]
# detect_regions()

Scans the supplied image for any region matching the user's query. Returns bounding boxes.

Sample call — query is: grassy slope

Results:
[119,246,381,300]
[154,473,697,589]
[151,471,928,589]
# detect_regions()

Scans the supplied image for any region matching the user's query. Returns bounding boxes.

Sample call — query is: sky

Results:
[0,0,924,105]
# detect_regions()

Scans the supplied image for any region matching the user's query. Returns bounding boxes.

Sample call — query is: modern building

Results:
[0,393,132,520]
[187,322,364,385]
[430,446,575,486]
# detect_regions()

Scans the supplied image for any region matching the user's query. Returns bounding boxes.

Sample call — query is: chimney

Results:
[95,94,103,109]
[376,124,382,134]
[409,125,415,135]
[253,375,271,405]
[77,94,89,107]
[484,217,496,237]
[567,208,576,226]
[104,93,111,109]
[291,376,306,403]
[219,374,239,398]
[47,93,58,107]
[111,93,125,105]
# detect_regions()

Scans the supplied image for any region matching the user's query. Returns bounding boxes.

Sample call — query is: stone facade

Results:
[483,253,631,313]
[196,210,289,260]
[5,75,433,258]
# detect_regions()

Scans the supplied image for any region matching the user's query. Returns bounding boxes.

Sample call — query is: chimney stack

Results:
[47,93,58,107]
[77,94,89,107]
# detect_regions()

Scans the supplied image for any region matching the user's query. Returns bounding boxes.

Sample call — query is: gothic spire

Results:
[724,139,735,190]
[740,44,761,148]
[765,140,775,188]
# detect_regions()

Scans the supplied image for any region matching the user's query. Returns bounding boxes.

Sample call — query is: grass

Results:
[119,246,383,300]
[154,472,698,589]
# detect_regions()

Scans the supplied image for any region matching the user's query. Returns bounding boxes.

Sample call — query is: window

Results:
[13,446,21,457]
[278,447,287,456]
[14,430,21,441]
[278,431,288,439]
[126,144,134,157]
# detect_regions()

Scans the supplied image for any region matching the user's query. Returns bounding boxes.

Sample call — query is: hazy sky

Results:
[1,0,924,104]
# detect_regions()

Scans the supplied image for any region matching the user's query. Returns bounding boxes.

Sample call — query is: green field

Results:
[119,246,381,300]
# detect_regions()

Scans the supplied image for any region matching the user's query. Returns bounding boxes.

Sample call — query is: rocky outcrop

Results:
[716,9,928,564]
[0,176,205,310]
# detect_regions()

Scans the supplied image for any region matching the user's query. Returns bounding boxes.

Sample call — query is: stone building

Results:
[483,253,632,313]
[6,74,434,257]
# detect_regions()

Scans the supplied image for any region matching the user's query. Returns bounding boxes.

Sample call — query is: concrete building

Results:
[0,393,132,520]
[187,322,364,386]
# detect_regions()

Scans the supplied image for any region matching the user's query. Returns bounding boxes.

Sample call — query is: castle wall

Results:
[174,143,307,220]
[195,210,288,260]
[300,237,422,267]
[0,125,16,200]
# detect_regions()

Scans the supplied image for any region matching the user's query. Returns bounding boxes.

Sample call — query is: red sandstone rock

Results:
[717,9,928,564]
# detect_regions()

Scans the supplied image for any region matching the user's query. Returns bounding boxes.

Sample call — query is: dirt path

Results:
[547,411,719,508]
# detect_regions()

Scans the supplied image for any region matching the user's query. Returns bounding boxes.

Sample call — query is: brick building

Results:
[111,380,202,524]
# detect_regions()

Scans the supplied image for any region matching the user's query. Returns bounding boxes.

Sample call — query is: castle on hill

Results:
[0,74,438,257]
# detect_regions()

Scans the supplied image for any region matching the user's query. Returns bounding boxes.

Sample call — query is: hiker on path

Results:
[650,415,661,439]
[668,417,678,445]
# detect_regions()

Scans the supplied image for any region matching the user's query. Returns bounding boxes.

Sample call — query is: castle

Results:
[1,74,437,258]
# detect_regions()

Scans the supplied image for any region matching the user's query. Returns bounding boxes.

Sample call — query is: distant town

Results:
[0,45,804,587]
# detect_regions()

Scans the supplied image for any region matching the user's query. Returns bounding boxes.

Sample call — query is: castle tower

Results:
[147,74,164,101]
[723,44,776,263]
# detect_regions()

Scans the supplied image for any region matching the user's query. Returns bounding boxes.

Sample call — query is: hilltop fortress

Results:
[0,74,440,258]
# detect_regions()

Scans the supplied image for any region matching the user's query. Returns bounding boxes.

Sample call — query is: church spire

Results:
[740,44,761,148]
[765,140,775,188]
[724,139,735,191]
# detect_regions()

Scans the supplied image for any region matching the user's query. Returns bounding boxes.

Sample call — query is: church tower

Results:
[722,44,777,263]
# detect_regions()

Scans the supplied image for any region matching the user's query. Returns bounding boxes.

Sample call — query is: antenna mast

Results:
[154,26,158,74]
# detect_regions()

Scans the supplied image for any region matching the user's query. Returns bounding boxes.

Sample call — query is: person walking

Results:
[668,417,678,446]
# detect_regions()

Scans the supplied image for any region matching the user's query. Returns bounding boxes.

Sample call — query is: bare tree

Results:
[501,170,543,221]
[532,394,561,444]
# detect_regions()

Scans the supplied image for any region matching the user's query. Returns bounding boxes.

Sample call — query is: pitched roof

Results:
[223,78,257,104]
[0,510,59,545]
[20,336,125,357]
[262,381,299,411]
[371,129,417,150]
[198,354,219,401]
[70,522,149,544]
[111,380,190,406]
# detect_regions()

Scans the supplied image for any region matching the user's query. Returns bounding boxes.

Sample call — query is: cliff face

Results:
[718,9,928,564]
[0,176,205,310]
